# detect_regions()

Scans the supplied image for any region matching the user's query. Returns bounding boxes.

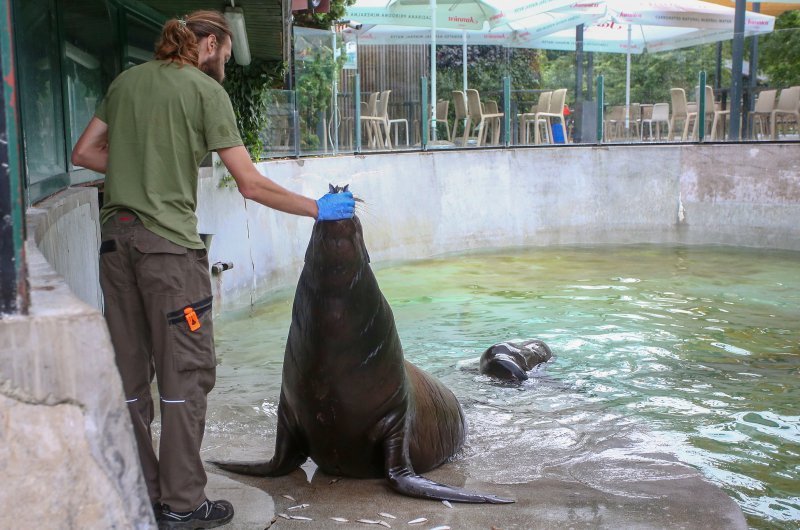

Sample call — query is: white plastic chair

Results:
[669,88,697,141]
[388,98,409,148]
[771,86,800,140]
[641,103,671,141]
[436,99,451,142]
[451,91,469,143]
[749,89,777,140]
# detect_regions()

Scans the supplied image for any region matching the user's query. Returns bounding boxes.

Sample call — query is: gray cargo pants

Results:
[100,211,215,512]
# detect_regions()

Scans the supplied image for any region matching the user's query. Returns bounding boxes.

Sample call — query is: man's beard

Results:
[200,60,225,84]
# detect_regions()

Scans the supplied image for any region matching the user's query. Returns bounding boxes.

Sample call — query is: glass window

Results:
[123,12,159,69]
[60,0,115,166]
[14,0,66,186]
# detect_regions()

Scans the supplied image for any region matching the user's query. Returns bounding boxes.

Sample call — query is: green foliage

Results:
[592,44,726,105]
[295,39,347,150]
[293,0,355,30]
[537,42,730,107]
[224,59,286,160]
[760,11,800,87]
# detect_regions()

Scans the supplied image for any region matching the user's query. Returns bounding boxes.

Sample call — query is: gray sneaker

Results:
[158,499,234,529]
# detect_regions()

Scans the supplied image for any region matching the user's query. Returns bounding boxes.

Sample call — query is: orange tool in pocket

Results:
[184,306,201,331]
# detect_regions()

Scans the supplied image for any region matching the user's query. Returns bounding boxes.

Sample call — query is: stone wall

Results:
[0,188,154,529]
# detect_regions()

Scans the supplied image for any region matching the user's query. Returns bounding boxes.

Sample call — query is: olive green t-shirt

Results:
[96,60,243,249]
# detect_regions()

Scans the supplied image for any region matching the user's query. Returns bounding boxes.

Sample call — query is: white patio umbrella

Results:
[345,0,584,138]
[523,0,775,129]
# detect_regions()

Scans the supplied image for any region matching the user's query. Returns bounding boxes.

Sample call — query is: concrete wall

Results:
[198,143,800,313]
[28,187,103,311]
[0,189,154,529]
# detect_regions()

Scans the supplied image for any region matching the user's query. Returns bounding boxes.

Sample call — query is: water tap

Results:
[211,262,234,275]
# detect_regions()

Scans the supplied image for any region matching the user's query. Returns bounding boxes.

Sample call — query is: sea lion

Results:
[480,340,553,382]
[213,186,512,504]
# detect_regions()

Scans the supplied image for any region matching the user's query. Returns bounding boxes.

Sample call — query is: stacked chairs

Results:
[359,92,381,148]
[483,100,502,144]
[360,90,413,149]
[464,89,504,146]
[533,88,568,144]
[603,105,625,141]
[518,91,551,144]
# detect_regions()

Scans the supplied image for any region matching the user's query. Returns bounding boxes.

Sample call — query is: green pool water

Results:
[211,244,800,528]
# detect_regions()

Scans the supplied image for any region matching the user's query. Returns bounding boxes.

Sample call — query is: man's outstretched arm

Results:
[217,145,353,221]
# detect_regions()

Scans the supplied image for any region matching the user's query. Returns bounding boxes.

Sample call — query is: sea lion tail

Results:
[388,472,514,504]
[208,459,276,477]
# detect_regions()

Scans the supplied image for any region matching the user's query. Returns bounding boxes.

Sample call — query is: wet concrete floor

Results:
[201,446,747,530]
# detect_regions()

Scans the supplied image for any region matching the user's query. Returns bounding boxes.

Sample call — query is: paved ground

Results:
[202,452,747,530]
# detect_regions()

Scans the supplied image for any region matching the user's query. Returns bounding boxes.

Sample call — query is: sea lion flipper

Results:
[383,433,514,504]
[387,468,514,504]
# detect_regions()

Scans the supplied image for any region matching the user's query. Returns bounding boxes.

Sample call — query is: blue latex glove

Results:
[316,191,355,221]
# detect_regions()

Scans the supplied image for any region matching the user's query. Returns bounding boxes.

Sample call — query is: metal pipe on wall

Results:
[729,0,747,140]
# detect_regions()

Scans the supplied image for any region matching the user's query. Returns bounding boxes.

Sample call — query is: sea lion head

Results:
[305,184,370,290]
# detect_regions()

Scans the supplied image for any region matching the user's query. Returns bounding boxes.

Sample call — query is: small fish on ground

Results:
[281,495,296,502]
[357,519,384,525]
[277,513,290,519]
[288,503,310,511]
[442,500,453,509]
[379,512,397,519]
[407,518,427,525]
[290,515,313,521]
[430,526,452,530]
[330,517,349,522]
[378,522,391,528]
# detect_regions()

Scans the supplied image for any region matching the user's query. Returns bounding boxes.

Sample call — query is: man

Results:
[71,10,354,529]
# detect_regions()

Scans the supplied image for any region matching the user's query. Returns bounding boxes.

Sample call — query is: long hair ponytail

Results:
[154,10,232,67]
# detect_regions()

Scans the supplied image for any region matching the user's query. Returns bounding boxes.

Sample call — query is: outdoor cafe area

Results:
[258,1,800,159]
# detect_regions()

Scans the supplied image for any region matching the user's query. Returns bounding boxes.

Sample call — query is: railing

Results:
[253,25,800,160]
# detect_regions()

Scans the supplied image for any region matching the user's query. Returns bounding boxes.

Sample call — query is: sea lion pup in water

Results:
[480,340,553,382]
[213,185,513,504]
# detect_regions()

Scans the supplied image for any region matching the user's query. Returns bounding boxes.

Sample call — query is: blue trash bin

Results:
[551,123,566,144]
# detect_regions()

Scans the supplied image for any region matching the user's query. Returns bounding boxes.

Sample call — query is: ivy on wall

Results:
[224,59,286,160]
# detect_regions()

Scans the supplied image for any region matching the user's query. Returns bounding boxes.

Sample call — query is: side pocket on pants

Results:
[167,297,216,371]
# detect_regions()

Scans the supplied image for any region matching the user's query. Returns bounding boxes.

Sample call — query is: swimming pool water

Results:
[211,244,800,528]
